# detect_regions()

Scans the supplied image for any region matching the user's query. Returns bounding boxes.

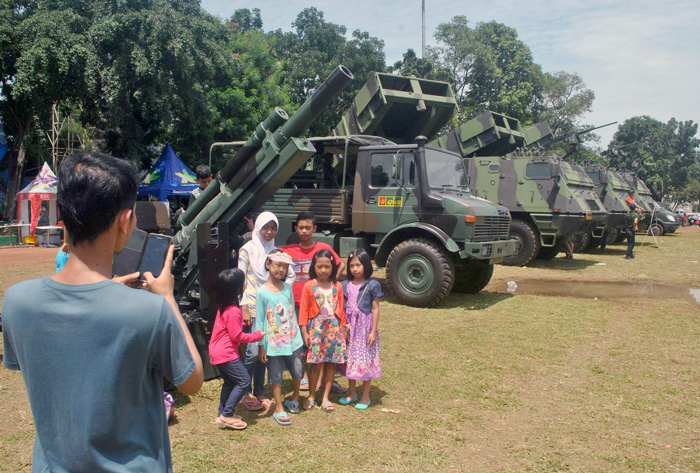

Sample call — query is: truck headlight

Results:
[666,215,676,222]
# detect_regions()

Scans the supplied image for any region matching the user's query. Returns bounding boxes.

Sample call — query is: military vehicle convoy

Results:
[621,174,678,236]
[430,111,606,266]
[171,66,517,353]
[580,165,634,250]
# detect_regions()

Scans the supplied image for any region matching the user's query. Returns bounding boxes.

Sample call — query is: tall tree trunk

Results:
[3,132,28,222]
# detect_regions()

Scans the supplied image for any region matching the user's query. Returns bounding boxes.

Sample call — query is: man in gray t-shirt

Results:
[2,152,203,472]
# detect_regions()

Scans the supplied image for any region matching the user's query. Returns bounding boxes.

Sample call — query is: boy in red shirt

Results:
[283,211,345,391]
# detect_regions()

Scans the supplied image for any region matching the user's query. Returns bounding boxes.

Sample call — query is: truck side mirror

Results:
[391,153,401,181]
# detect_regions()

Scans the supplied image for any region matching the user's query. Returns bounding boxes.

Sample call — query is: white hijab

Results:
[243,211,279,284]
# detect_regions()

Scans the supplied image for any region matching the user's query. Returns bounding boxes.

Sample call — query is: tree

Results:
[274,7,386,136]
[607,116,700,200]
[389,48,452,83]
[433,17,543,124]
[0,0,93,220]
[87,0,232,168]
[536,71,595,137]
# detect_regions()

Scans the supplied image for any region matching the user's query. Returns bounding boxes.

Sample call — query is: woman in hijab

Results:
[238,211,295,410]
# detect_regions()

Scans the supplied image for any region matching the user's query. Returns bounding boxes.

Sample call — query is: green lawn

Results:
[2,229,700,472]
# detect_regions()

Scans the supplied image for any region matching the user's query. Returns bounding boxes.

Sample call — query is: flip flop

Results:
[330,382,347,394]
[303,399,315,411]
[355,399,371,410]
[338,394,357,405]
[273,411,292,426]
[299,378,310,391]
[257,397,275,409]
[321,400,335,413]
[284,400,300,414]
[217,417,247,430]
[241,397,264,411]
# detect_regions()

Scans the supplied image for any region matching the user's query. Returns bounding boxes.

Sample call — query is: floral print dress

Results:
[306,283,347,364]
[344,282,381,380]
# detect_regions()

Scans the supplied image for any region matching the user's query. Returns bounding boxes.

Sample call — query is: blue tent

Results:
[137,144,199,201]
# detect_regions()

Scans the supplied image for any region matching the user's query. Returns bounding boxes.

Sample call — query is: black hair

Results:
[296,211,316,225]
[57,152,138,245]
[265,249,289,281]
[195,164,212,179]
[309,249,338,283]
[216,268,246,311]
[347,248,373,280]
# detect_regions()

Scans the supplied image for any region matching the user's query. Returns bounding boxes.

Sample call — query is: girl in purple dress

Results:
[339,248,383,410]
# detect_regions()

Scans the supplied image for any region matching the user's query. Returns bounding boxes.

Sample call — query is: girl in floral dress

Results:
[299,249,347,412]
[339,248,383,410]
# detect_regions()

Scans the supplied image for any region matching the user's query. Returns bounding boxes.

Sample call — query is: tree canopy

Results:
[608,116,700,200]
[1,4,698,220]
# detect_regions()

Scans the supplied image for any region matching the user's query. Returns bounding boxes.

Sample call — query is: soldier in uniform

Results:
[624,202,641,259]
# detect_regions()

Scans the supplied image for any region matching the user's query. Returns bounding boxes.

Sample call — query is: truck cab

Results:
[264,135,517,307]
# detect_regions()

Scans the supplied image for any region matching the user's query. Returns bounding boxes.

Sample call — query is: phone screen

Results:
[139,234,172,279]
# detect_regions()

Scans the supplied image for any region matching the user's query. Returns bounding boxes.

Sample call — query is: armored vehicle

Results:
[580,165,634,249]
[430,111,606,266]
[621,175,678,236]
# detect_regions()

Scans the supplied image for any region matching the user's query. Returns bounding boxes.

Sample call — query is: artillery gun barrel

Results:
[173,65,353,249]
[178,108,289,228]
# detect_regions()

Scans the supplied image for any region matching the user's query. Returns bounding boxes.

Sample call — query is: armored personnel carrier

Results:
[430,111,606,265]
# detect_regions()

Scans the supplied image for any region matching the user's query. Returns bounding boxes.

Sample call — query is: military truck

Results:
[173,68,516,337]
[430,111,606,266]
[620,174,678,236]
[262,72,517,307]
[580,165,634,250]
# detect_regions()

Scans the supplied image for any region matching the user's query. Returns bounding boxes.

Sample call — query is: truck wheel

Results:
[452,263,494,294]
[386,238,454,308]
[502,219,540,266]
[588,236,602,250]
[573,232,591,252]
[650,223,664,236]
[536,241,562,260]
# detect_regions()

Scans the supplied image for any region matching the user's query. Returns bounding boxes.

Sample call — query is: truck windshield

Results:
[425,149,469,190]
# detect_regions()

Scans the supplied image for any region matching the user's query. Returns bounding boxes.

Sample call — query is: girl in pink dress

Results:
[339,248,383,410]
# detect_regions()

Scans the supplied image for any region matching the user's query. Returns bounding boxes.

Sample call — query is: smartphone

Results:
[112,228,148,277]
[138,234,172,280]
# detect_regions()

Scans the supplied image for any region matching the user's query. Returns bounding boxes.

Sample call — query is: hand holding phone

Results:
[143,244,175,300]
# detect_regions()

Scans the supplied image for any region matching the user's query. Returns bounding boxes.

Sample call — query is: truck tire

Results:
[573,232,591,252]
[536,241,562,260]
[452,263,494,294]
[502,219,540,266]
[588,236,602,250]
[386,238,454,308]
[614,230,627,243]
[650,222,664,236]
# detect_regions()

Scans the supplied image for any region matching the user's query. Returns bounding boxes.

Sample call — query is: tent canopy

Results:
[17,162,58,237]
[138,144,198,201]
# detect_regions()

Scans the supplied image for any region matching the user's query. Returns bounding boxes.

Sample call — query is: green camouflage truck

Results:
[580,165,634,249]
[263,72,517,307]
[620,174,678,236]
[430,111,607,266]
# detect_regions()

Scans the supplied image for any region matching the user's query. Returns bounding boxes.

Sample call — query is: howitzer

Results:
[170,65,353,378]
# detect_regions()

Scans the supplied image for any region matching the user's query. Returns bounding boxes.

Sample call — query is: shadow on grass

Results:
[527,258,599,270]
[442,291,513,310]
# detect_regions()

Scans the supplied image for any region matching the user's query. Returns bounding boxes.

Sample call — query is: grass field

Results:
[1,229,700,472]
